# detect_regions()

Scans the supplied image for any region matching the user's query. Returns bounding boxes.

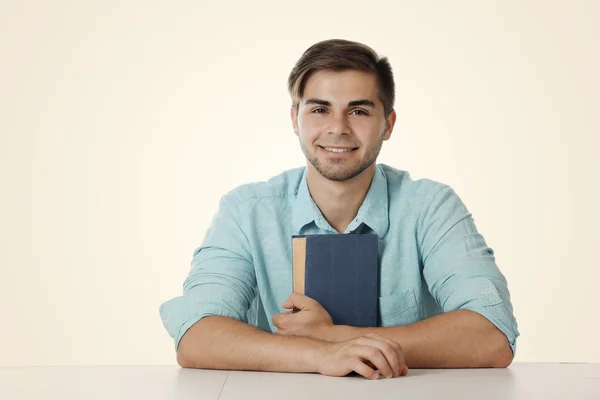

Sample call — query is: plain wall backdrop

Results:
[1,1,598,366]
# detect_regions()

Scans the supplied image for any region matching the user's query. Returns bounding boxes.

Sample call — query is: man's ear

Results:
[383,109,397,141]
[291,105,299,136]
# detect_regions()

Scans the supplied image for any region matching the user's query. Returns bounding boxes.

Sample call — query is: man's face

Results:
[291,70,395,182]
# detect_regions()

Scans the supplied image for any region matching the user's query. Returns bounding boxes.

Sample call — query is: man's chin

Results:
[316,166,364,182]
[304,151,375,182]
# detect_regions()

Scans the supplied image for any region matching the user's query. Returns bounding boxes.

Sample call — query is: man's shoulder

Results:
[221,166,306,205]
[378,163,450,201]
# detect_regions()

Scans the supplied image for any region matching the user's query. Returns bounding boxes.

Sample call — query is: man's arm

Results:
[311,310,512,368]
[178,315,408,379]
[177,316,321,372]
[159,194,260,352]
[414,184,518,367]
[368,184,517,367]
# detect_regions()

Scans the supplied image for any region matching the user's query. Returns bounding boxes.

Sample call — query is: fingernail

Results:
[372,372,379,380]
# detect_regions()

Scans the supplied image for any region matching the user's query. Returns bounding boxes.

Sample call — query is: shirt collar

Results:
[292,164,389,238]
[353,164,389,237]
[291,168,319,234]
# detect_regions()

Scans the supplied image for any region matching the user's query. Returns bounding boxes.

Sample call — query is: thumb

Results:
[282,292,311,310]
[282,296,295,309]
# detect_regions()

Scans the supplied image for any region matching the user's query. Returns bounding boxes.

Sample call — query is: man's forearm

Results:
[315,310,513,368]
[177,316,326,372]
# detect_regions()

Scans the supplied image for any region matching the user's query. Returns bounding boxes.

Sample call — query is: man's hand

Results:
[317,333,409,379]
[272,293,333,338]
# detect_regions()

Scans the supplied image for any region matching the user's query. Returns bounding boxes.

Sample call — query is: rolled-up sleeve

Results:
[418,185,520,354]
[159,194,257,351]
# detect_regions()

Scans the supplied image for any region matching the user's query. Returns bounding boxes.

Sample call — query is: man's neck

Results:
[306,164,376,234]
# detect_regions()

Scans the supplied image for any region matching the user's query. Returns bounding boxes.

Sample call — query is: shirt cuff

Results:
[443,277,520,355]
[159,294,248,351]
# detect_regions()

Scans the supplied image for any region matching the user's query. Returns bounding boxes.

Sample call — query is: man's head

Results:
[288,39,396,182]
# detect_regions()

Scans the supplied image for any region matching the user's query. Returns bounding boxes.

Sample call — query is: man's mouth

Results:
[319,146,358,153]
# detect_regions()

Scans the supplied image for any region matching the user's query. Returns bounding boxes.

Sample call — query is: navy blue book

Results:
[291,233,379,327]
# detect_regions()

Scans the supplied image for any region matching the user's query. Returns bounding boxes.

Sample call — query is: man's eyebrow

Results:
[304,98,331,106]
[347,99,376,108]
[304,98,376,108]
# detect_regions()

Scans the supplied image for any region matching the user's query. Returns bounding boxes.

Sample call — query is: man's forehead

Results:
[299,83,383,108]
[304,70,377,90]
[301,70,380,106]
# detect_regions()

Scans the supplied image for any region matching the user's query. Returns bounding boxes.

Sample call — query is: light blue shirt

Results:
[159,163,519,354]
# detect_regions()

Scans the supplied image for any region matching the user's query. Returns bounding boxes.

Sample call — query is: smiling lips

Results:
[319,145,358,153]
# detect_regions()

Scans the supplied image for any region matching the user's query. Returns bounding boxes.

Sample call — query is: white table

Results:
[1,363,598,399]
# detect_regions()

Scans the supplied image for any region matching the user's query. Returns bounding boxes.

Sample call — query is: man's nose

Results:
[327,114,350,135]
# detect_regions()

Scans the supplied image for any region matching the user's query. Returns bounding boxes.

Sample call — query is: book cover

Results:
[291,233,379,327]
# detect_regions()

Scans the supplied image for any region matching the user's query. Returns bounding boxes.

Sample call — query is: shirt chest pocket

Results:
[378,288,421,327]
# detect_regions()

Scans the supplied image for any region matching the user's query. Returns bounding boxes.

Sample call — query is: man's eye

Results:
[312,108,327,114]
[351,109,368,115]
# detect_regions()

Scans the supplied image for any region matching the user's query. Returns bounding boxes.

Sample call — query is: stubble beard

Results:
[299,135,384,182]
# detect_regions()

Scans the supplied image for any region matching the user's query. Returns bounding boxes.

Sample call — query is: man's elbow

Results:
[488,333,514,368]
[176,336,198,369]
[491,346,514,368]
[177,350,193,368]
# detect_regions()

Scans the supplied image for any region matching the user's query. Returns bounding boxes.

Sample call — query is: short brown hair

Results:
[288,39,395,117]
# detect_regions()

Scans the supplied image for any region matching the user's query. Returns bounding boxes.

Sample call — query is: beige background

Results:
[1,1,598,367]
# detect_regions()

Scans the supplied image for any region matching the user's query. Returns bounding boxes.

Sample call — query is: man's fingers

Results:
[351,359,379,380]
[352,345,394,379]
[354,336,399,378]
[364,333,405,376]
[364,360,376,370]
[271,313,288,328]
[284,292,318,310]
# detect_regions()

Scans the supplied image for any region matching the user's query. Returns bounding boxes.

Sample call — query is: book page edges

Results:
[292,237,306,295]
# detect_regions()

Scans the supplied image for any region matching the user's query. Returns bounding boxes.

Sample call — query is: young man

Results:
[159,39,519,380]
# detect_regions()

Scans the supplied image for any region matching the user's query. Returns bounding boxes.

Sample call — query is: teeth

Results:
[324,147,353,153]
